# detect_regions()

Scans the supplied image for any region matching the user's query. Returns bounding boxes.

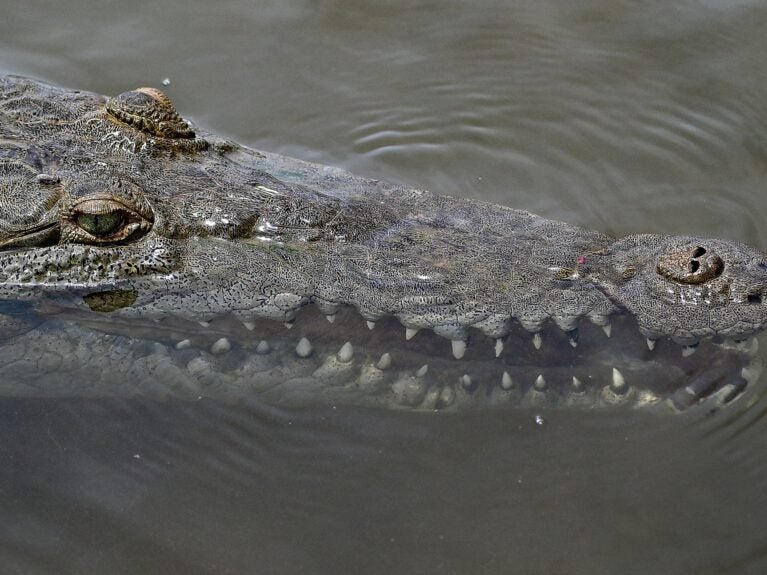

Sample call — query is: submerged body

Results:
[0,76,765,411]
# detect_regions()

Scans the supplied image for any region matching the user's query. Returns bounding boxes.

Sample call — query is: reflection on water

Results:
[1,0,767,573]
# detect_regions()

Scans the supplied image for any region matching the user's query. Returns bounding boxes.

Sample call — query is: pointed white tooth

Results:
[501,371,514,390]
[461,374,473,388]
[572,376,583,391]
[452,339,467,359]
[295,337,313,358]
[256,340,271,354]
[366,321,376,330]
[376,352,392,370]
[682,345,697,357]
[198,321,210,328]
[602,323,612,337]
[534,374,546,391]
[284,321,294,330]
[533,333,542,350]
[338,341,354,363]
[210,337,231,355]
[242,321,256,331]
[494,338,504,357]
[611,367,626,391]
[325,314,336,324]
[405,327,419,340]
[736,337,756,352]
[416,364,429,377]
[439,386,456,406]
[569,338,578,348]
[646,338,656,351]
[175,339,192,350]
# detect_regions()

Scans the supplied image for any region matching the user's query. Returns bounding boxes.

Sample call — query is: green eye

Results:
[76,212,123,236]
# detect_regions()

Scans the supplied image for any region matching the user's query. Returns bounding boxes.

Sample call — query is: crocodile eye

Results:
[64,198,152,245]
[76,212,123,236]
[656,244,724,285]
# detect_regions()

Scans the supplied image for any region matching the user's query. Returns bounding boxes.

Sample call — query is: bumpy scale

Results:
[0,75,766,411]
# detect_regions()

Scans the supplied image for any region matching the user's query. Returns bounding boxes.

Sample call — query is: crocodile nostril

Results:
[692,246,706,258]
[747,292,763,304]
[688,260,700,273]
[657,244,724,284]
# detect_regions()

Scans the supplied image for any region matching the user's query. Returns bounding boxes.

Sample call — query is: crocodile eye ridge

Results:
[106,87,195,139]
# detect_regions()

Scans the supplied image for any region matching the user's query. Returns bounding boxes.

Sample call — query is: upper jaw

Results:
[584,234,767,345]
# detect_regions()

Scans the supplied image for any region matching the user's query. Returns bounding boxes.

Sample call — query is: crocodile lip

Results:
[0,221,60,249]
[33,303,762,412]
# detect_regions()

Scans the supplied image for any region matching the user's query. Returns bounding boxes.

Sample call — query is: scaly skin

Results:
[0,75,765,411]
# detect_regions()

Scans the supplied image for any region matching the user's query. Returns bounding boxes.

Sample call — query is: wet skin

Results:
[0,76,765,411]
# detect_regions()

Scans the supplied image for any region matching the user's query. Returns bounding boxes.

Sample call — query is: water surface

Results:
[2,1,767,574]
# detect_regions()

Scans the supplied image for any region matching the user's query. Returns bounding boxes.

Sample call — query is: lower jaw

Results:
[1,305,762,413]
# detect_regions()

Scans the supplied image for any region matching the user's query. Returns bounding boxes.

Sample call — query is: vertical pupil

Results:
[77,212,121,235]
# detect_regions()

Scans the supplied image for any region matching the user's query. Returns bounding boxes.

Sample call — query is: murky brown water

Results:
[2,1,767,573]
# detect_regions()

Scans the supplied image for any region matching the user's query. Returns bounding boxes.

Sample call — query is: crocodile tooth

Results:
[210,337,231,355]
[534,374,546,391]
[460,374,473,389]
[256,340,271,354]
[742,354,762,381]
[736,337,755,352]
[376,353,392,370]
[494,338,504,357]
[295,337,313,358]
[572,376,584,392]
[325,314,336,324]
[682,344,698,357]
[366,321,376,330]
[602,323,612,337]
[242,321,256,331]
[439,386,456,407]
[533,333,542,350]
[175,339,192,350]
[567,328,579,348]
[284,320,294,329]
[646,338,656,351]
[338,342,354,363]
[452,339,467,360]
[501,371,514,390]
[405,327,419,340]
[198,321,210,328]
[421,385,441,410]
[611,367,627,392]
[416,364,429,377]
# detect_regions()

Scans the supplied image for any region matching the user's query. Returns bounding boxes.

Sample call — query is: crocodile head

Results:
[0,75,765,412]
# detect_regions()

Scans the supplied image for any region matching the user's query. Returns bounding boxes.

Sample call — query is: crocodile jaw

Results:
[0,302,761,412]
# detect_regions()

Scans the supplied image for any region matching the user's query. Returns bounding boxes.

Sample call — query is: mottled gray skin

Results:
[0,76,765,411]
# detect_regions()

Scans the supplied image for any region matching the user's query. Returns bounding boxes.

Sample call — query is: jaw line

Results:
[11,302,760,412]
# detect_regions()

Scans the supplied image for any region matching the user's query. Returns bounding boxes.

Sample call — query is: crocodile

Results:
[0,75,765,412]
